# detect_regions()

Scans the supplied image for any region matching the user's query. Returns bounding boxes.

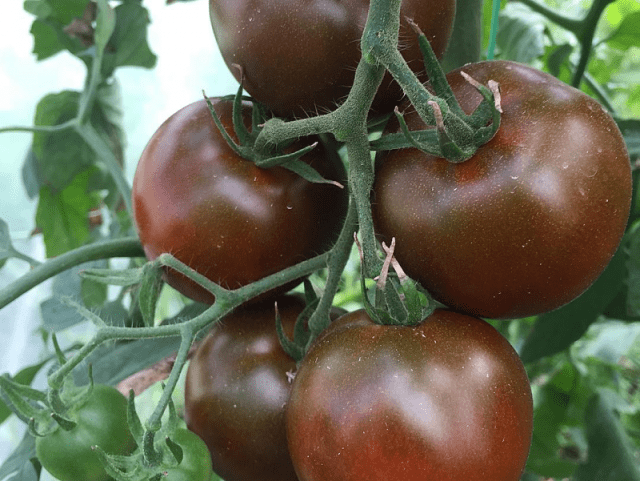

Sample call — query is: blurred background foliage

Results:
[0,0,639,480]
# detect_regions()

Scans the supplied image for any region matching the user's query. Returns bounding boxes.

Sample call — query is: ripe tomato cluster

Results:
[129,0,633,479]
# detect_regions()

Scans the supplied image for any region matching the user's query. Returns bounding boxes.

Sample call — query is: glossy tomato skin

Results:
[35,385,137,481]
[286,309,534,481]
[373,60,632,319]
[132,98,348,304]
[184,295,341,481]
[209,0,455,117]
[163,429,214,481]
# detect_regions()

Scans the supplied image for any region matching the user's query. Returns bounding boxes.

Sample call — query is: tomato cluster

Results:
[129,1,632,480]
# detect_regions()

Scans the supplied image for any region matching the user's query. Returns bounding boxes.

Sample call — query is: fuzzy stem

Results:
[0,237,144,310]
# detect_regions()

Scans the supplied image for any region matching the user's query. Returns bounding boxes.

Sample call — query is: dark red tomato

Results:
[184,295,342,481]
[286,309,533,481]
[209,0,455,117]
[372,60,632,319]
[132,98,348,304]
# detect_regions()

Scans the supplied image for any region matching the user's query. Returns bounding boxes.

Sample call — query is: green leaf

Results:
[606,11,640,51]
[496,2,545,63]
[617,118,640,158]
[0,430,39,481]
[0,218,13,269]
[29,18,68,61]
[520,243,628,363]
[31,91,91,191]
[0,360,50,425]
[43,0,90,25]
[35,169,101,258]
[24,0,53,18]
[626,224,640,316]
[573,391,640,481]
[546,44,573,78]
[138,264,165,327]
[526,363,584,478]
[105,2,157,71]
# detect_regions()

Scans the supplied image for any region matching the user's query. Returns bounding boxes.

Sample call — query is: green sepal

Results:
[79,266,144,286]
[50,411,77,431]
[50,334,67,365]
[165,434,184,465]
[409,18,465,118]
[142,429,162,467]
[127,390,145,444]
[429,101,474,161]
[138,262,164,327]
[275,302,305,362]
[232,80,253,145]
[93,444,141,481]
[392,108,442,155]
[295,280,319,346]
[164,392,180,433]
[0,374,47,424]
[203,92,248,159]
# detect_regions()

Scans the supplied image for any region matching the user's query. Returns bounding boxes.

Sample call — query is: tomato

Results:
[35,384,136,481]
[163,429,214,481]
[286,309,533,481]
[372,60,632,319]
[132,98,348,304]
[208,0,455,117]
[185,295,342,481]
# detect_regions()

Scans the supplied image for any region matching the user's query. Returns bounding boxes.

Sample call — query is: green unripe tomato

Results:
[35,384,136,481]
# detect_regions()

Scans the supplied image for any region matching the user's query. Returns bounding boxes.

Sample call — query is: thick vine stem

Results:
[518,0,615,88]
[306,199,358,345]
[0,237,145,310]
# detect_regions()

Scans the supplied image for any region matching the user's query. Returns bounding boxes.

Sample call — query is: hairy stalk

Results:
[306,200,358,344]
[0,237,144,310]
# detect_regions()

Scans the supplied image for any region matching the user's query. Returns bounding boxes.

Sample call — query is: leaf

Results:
[546,44,573,79]
[40,261,117,332]
[30,91,91,191]
[106,2,157,70]
[617,118,640,159]
[138,264,165,327]
[44,0,90,25]
[35,169,101,258]
[573,391,640,481]
[526,363,584,478]
[606,11,640,51]
[496,2,545,63]
[0,218,13,269]
[0,430,39,481]
[0,359,50,425]
[625,224,640,316]
[520,243,628,364]
[23,0,53,18]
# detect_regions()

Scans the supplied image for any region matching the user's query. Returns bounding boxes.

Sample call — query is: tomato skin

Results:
[184,295,341,481]
[35,385,136,481]
[209,0,455,117]
[132,98,348,304]
[286,309,533,481]
[163,429,214,481]
[372,60,632,319]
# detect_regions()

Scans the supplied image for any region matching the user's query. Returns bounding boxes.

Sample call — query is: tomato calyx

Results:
[203,86,344,188]
[355,234,434,327]
[369,19,503,163]
[96,392,213,481]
